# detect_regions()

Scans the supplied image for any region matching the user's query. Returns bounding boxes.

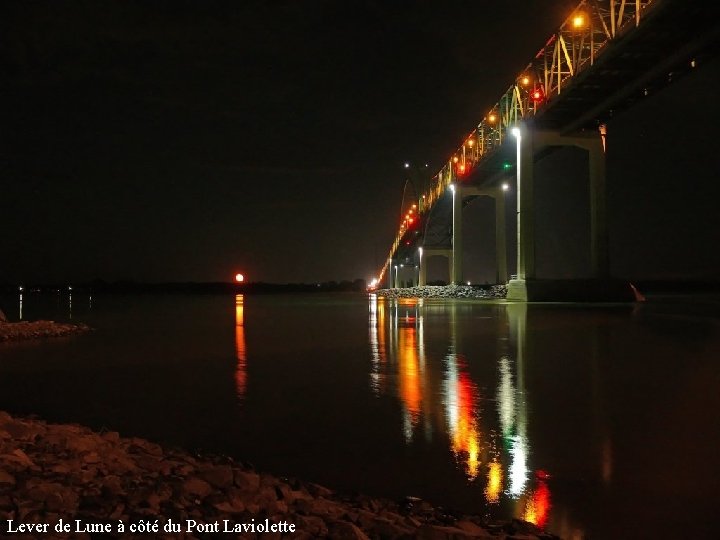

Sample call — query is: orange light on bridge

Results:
[521,75,531,86]
[467,139,475,148]
[487,113,497,123]
[452,156,459,163]
[572,14,586,28]
[235,273,245,283]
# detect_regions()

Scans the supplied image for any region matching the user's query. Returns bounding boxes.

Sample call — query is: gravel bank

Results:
[0,321,91,342]
[0,412,558,539]
[376,285,507,300]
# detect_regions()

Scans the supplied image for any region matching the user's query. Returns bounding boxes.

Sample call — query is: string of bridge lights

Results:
[370,8,599,288]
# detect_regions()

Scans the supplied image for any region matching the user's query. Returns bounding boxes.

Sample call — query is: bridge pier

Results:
[457,185,508,285]
[451,185,462,285]
[418,248,453,287]
[507,126,613,301]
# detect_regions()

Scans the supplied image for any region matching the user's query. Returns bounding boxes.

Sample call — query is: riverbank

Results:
[0,321,91,342]
[375,285,507,300]
[0,412,557,539]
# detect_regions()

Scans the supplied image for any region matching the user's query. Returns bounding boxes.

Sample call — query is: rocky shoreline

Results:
[0,321,91,343]
[0,412,557,539]
[375,285,507,300]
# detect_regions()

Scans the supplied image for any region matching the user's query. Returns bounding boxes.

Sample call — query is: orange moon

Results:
[235,273,245,283]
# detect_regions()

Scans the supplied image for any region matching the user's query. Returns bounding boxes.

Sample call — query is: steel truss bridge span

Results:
[376,0,719,295]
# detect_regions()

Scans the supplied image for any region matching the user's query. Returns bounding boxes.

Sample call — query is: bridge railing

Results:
[378,0,656,285]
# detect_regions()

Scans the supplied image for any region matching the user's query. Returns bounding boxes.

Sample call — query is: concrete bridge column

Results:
[387,258,394,289]
[507,126,610,301]
[459,185,509,285]
[516,128,535,281]
[419,248,453,286]
[418,248,426,286]
[494,187,508,284]
[589,137,609,278]
[507,127,535,301]
[451,185,463,284]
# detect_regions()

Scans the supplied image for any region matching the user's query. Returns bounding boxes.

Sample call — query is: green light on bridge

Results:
[503,162,512,170]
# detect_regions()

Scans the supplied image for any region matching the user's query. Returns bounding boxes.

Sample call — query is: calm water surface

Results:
[1,292,719,539]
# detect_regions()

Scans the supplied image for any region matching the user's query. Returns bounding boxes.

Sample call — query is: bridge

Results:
[374,0,719,301]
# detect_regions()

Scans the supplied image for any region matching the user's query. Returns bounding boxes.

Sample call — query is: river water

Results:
[0,292,718,539]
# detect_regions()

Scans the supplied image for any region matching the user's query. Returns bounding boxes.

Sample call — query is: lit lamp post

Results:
[511,125,535,291]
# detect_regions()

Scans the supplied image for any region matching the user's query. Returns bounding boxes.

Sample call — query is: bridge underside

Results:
[382,0,719,301]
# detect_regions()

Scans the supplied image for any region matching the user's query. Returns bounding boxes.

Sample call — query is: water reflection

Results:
[444,351,481,480]
[368,295,387,395]
[235,294,247,401]
[368,296,552,523]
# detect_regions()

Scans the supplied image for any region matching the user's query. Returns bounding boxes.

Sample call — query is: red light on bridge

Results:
[532,88,544,102]
[458,164,466,174]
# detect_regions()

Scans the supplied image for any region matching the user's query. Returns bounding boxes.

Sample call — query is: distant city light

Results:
[404,162,410,168]
[511,127,521,138]
[235,273,245,283]
[502,183,510,191]
[449,184,456,193]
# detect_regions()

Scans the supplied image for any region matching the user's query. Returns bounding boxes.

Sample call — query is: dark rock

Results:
[328,520,371,540]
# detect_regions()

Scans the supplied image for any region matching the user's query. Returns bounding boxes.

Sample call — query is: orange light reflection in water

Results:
[448,370,481,479]
[368,295,387,394]
[398,321,421,430]
[523,479,551,528]
[485,460,503,503]
[235,294,247,400]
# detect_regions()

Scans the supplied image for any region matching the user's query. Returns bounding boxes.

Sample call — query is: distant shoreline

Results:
[1,278,718,297]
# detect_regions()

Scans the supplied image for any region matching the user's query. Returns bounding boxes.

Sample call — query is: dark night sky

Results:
[2,1,719,284]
